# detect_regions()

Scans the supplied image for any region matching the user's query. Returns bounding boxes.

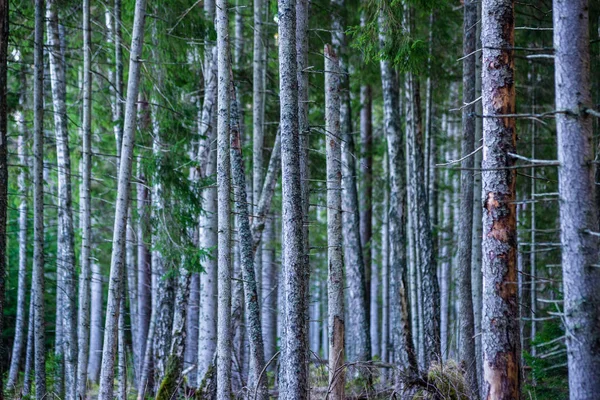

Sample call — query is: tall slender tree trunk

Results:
[98,0,147,396]
[76,0,92,395]
[230,88,269,399]
[197,0,218,385]
[33,1,47,397]
[472,2,484,390]
[215,0,233,396]
[457,0,478,396]
[439,121,452,361]
[360,84,377,358]
[277,0,308,396]
[554,1,600,398]
[88,261,103,383]
[261,216,277,367]
[324,45,345,400]
[46,3,77,397]
[7,79,28,391]
[0,0,7,395]
[296,0,311,385]
[480,0,520,398]
[22,297,35,397]
[380,150,390,371]
[331,0,370,365]
[379,10,417,377]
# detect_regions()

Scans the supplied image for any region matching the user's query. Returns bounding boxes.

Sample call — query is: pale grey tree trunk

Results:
[324,45,345,400]
[457,0,478,396]
[331,0,370,365]
[277,0,309,396]
[404,10,439,366]
[480,0,521,398]
[46,3,77,396]
[23,298,35,397]
[439,125,451,361]
[0,0,6,392]
[156,265,191,398]
[230,89,269,399]
[253,0,265,217]
[7,105,28,390]
[185,271,199,370]
[360,85,378,358]
[137,286,157,400]
[88,261,103,383]
[380,150,390,369]
[554,1,600,398]
[379,10,417,376]
[76,0,92,395]
[197,0,218,385]
[296,0,311,381]
[98,0,147,396]
[261,215,277,368]
[215,0,233,396]
[33,1,47,396]
[117,284,127,400]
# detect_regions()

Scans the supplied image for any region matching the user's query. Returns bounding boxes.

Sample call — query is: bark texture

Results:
[46,4,77,397]
[331,0,370,365]
[33,2,47,397]
[7,84,28,391]
[480,0,521,398]
[324,45,345,400]
[215,0,233,396]
[554,1,600,398]
[277,0,309,396]
[458,0,479,397]
[76,0,92,395]
[98,0,147,396]
[378,10,417,375]
[0,0,6,395]
[230,88,268,399]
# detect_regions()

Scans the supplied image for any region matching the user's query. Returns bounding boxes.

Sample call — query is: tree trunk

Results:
[380,150,390,371]
[88,261,103,383]
[331,0,370,365]
[261,215,277,368]
[480,0,521,398]
[0,0,7,395]
[324,44,345,400]
[472,2,484,390]
[296,0,311,384]
[215,0,233,396]
[76,0,92,395]
[360,84,377,358]
[403,4,439,367]
[457,0,478,396]
[156,267,191,399]
[33,1,47,396]
[554,1,600,398]
[7,81,28,391]
[98,0,147,396]
[197,0,218,385]
[22,297,35,397]
[230,87,269,399]
[46,3,78,397]
[277,0,308,396]
[378,10,417,376]
[136,153,151,379]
